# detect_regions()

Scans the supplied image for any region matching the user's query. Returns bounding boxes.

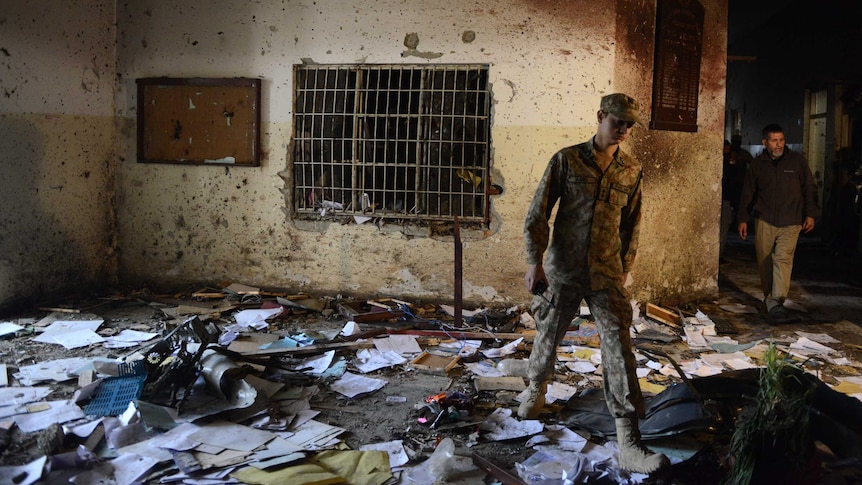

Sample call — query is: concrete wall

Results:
[115,0,727,304]
[0,0,727,310]
[0,1,117,311]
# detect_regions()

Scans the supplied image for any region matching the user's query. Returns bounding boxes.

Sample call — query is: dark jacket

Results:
[737,147,820,227]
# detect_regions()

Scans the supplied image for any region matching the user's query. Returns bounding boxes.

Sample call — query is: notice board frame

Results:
[649,0,704,133]
[136,77,262,166]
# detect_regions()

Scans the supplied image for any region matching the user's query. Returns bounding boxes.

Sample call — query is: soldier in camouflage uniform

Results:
[520,93,669,475]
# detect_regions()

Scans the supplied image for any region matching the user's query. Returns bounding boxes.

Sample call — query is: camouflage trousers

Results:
[526,283,644,418]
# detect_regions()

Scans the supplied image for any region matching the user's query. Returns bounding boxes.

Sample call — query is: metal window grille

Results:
[292,64,491,223]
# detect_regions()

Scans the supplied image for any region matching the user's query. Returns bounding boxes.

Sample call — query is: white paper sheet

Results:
[0,455,47,485]
[340,321,359,336]
[296,350,335,375]
[0,386,52,408]
[565,361,598,374]
[103,330,159,349]
[464,361,506,378]
[233,307,283,328]
[353,349,407,373]
[53,329,106,349]
[110,452,160,485]
[282,419,346,450]
[373,335,422,355]
[188,421,276,452]
[33,320,103,344]
[329,372,387,398]
[13,400,85,432]
[790,336,836,355]
[0,321,24,338]
[359,439,410,467]
[479,408,543,441]
[480,337,523,358]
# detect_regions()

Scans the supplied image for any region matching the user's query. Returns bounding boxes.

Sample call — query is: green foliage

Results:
[724,344,817,485]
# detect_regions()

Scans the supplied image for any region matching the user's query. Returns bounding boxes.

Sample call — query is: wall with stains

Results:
[114,0,727,304]
[0,1,116,311]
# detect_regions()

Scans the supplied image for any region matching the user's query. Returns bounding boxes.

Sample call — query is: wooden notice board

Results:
[137,78,261,166]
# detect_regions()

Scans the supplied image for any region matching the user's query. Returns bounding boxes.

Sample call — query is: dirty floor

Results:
[1,234,861,484]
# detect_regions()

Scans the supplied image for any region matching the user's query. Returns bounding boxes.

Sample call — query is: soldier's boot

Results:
[615,416,670,474]
[517,380,547,419]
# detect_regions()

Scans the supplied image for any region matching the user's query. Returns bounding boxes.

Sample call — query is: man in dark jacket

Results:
[737,124,819,316]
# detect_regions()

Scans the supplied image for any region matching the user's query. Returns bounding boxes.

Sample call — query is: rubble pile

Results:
[1,285,862,484]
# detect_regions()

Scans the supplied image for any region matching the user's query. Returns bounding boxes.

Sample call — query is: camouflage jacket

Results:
[524,137,643,291]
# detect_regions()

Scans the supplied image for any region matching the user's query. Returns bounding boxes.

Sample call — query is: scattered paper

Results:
[481,337,523,358]
[340,321,359,337]
[13,400,85,432]
[329,372,387,398]
[565,361,598,374]
[282,419,347,450]
[359,439,410,467]
[188,421,276,452]
[0,321,24,338]
[110,452,160,485]
[353,349,407,373]
[790,337,836,355]
[33,320,104,347]
[0,386,52,408]
[0,456,46,485]
[525,424,588,452]
[295,350,336,375]
[373,335,422,355]
[103,329,159,349]
[794,331,840,344]
[719,303,757,314]
[232,307,283,330]
[480,408,543,441]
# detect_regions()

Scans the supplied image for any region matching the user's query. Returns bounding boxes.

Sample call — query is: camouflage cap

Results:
[600,93,642,125]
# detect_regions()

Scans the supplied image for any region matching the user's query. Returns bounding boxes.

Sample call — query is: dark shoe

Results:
[769,305,801,324]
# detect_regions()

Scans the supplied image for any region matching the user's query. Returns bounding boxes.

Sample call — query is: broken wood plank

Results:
[245,340,374,357]
[645,302,682,328]
[388,329,534,341]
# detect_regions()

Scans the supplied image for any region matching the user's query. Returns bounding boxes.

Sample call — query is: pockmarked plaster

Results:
[107,0,727,306]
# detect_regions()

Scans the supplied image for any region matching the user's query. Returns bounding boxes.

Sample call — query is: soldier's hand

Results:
[802,217,815,233]
[525,264,547,294]
[738,222,748,240]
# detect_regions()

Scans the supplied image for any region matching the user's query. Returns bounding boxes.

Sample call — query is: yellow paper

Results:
[638,378,666,395]
[313,450,392,485]
[231,463,344,485]
[573,348,595,360]
[832,380,862,395]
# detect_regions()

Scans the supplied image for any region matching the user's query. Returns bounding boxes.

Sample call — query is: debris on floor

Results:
[1,285,862,484]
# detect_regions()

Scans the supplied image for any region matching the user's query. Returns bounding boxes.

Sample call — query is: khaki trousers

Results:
[754,218,801,311]
[526,284,643,418]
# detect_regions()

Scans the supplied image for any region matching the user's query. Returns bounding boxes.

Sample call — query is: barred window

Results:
[291,64,492,225]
